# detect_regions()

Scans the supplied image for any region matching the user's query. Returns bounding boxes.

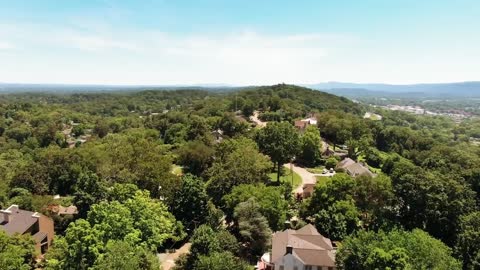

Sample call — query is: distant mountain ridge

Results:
[0,83,238,93]
[2,81,480,97]
[305,81,480,97]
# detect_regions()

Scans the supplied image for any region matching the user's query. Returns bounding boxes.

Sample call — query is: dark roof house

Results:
[0,205,54,254]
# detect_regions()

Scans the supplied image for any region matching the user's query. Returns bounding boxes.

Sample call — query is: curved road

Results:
[284,163,316,194]
[250,111,267,128]
[285,163,336,194]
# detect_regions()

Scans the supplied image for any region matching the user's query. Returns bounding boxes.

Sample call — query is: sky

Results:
[0,0,479,85]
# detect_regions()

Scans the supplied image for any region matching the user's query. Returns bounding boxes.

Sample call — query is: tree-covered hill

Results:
[230,84,362,123]
[1,84,478,270]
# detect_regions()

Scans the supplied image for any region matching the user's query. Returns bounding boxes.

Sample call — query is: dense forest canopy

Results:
[0,84,479,270]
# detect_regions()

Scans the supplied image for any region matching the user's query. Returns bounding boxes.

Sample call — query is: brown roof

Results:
[0,205,38,235]
[345,163,375,177]
[271,224,335,267]
[33,231,47,243]
[294,120,308,129]
[302,184,315,196]
[293,234,333,251]
[294,249,336,267]
[336,158,355,169]
[295,224,319,235]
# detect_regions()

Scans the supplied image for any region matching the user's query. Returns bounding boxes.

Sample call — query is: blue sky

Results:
[0,0,479,85]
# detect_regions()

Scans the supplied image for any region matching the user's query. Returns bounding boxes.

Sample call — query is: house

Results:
[48,204,79,216]
[294,117,318,132]
[302,183,316,198]
[0,205,54,254]
[303,117,318,126]
[336,158,355,169]
[336,158,375,178]
[294,120,309,130]
[267,224,336,270]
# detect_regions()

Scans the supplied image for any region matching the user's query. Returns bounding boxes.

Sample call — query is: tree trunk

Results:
[277,162,281,182]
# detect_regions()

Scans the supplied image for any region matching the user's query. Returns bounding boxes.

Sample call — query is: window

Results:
[279,266,284,270]
[305,266,312,270]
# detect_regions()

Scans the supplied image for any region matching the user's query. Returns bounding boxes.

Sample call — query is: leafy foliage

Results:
[0,231,36,270]
[223,183,288,231]
[233,198,272,261]
[256,121,300,181]
[337,229,462,270]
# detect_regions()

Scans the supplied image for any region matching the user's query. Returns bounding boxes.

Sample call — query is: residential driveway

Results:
[284,163,316,194]
[250,111,267,128]
[158,243,191,270]
[285,163,336,194]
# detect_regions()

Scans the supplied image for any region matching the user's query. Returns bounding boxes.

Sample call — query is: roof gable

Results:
[337,158,355,169]
[295,224,319,235]
[0,206,38,235]
[271,224,335,263]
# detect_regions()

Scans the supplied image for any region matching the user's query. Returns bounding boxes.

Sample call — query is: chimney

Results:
[1,205,19,223]
[286,245,293,255]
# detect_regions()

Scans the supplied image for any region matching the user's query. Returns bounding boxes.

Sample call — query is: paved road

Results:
[158,243,191,270]
[250,111,267,128]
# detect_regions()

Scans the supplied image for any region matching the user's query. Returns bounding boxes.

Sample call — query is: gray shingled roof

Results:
[345,163,375,177]
[0,205,38,236]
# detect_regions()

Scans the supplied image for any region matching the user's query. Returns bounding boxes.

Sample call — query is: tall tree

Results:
[223,183,287,231]
[176,140,214,177]
[233,198,272,261]
[455,211,480,270]
[172,174,210,232]
[256,121,300,182]
[299,125,322,166]
[206,138,272,203]
[91,240,160,270]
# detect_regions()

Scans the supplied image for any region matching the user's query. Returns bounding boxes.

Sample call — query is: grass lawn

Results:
[269,168,302,188]
[306,166,326,174]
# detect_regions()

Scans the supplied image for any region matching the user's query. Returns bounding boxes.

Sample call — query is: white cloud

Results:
[2,21,477,85]
[0,23,339,84]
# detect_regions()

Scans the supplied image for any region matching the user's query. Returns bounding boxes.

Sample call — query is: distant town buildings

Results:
[378,104,471,122]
